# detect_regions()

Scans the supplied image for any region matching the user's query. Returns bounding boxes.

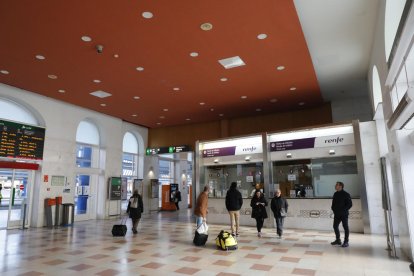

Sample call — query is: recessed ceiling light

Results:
[270,98,278,103]
[173,87,180,91]
[163,108,168,112]
[156,122,161,125]
[257,34,267,40]
[199,102,205,105]
[219,114,224,117]
[81,36,92,42]
[90,90,112,98]
[0,70,9,75]
[290,87,297,91]
[276,66,285,71]
[210,108,215,111]
[190,52,199,57]
[48,74,57,79]
[241,96,247,99]
[136,67,144,71]
[142,11,153,19]
[220,77,228,82]
[186,118,191,121]
[132,114,137,117]
[35,55,45,60]
[93,79,101,83]
[58,89,66,93]
[133,96,140,100]
[200,22,213,31]
[256,108,262,112]
[100,103,107,107]
[219,56,246,69]
[114,54,119,58]
[159,116,165,119]
[299,102,305,106]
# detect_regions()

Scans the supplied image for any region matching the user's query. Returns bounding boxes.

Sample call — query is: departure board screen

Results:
[0,119,45,160]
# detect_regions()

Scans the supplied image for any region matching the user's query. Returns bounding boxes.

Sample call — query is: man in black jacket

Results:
[225,182,243,237]
[331,181,353,247]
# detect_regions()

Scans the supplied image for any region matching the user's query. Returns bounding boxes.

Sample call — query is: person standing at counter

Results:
[225,182,243,237]
[331,181,353,248]
[194,186,209,227]
[271,189,288,239]
[250,190,268,237]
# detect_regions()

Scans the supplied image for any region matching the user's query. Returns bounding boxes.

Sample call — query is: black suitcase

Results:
[112,216,127,237]
[193,231,208,246]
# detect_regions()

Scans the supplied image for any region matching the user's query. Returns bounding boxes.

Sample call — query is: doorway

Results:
[74,174,98,221]
[0,169,33,229]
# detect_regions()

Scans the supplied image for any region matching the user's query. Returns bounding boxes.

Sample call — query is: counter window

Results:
[272,156,359,198]
[204,163,264,198]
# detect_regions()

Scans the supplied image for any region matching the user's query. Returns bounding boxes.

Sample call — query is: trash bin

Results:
[45,198,56,228]
[62,203,74,226]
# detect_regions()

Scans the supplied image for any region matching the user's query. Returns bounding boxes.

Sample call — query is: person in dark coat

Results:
[175,190,182,210]
[127,189,144,234]
[250,190,268,237]
[271,189,288,239]
[331,181,353,247]
[225,182,243,237]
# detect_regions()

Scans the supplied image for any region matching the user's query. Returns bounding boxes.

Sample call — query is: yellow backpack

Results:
[215,230,238,250]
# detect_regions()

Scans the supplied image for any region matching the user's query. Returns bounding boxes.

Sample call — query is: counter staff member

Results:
[331,181,353,248]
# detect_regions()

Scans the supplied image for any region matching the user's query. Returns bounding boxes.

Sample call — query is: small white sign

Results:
[83,186,90,196]
[76,186,83,196]
[246,175,254,182]
[288,174,296,181]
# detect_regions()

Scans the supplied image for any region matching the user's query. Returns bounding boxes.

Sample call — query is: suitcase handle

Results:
[121,215,128,225]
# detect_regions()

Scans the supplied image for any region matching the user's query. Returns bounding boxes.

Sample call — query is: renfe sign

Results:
[270,134,354,152]
[202,144,262,157]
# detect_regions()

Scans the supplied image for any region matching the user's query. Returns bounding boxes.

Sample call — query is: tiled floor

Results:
[0,211,412,276]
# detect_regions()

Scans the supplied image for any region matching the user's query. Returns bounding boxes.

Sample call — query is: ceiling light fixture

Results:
[113,54,119,58]
[90,90,112,98]
[163,108,169,112]
[156,122,161,125]
[48,74,57,79]
[199,102,205,105]
[213,159,219,163]
[93,79,101,83]
[290,87,297,91]
[257,34,267,40]
[256,108,262,112]
[81,36,92,42]
[142,11,153,19]
[200,22,213,31]
[190,52,199,57]
[35,55,45,60]
[136,67,144,71]
[220,77,228,82]
[173,87,180,91]
[276,66,285,71]
[241,96,247,99]
[219,56,246,69]
[219,114,224,117]
[133,96,140,100]
[210,108,215,111]
[299,102,305,106]
[0,70,9,75]
[186,118,191,121]
[100,103,107,107]
[159,116,165,119]
[270,98,278,103]
[58,89,65,93]
[132,114,137,117]
[245,156,251,161]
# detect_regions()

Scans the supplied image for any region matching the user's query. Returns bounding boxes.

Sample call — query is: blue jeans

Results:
[196,216,204,228]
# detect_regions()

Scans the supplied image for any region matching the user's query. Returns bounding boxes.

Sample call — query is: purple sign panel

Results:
[270,137,316,152]
[202,146,236,157]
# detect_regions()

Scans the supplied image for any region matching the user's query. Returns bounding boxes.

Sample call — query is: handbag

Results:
[196,222,209,235]
[280,208,287,217]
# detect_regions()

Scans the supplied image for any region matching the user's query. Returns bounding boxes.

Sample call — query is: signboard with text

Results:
[269,134,354,152]
[202,144,262,158]
[146,145,190,155]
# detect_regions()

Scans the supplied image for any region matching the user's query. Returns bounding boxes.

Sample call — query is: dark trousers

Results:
[175,202,180,210]
[275,217,285,236]
[255,217,264,232]
[333,215,349,242]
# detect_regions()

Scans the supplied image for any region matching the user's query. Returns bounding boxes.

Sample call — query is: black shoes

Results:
[341,241,349,247]
[331,239,342,245]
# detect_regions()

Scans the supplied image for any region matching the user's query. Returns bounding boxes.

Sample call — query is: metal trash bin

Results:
[62,203,74,226]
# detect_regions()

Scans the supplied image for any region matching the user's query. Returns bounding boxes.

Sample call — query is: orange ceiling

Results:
[0,1,322,128]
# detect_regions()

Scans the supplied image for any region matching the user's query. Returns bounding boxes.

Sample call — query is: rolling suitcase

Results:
[112,216,127,237]
[193,222,208,246]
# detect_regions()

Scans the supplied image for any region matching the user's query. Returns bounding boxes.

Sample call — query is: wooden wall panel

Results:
[148,103,332,148]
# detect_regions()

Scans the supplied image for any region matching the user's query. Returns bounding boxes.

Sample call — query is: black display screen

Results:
[0,119,45,160]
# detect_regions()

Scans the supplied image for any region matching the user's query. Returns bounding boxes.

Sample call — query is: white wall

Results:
[0,83,148,227]
[331,96,373,123]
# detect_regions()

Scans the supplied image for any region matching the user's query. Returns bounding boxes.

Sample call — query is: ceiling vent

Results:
[218,56,246,69]
[90,90,112,98]
[387,87,414,130]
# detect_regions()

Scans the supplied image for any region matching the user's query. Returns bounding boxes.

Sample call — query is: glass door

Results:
[0,169,32,229]
[74,174,97,221]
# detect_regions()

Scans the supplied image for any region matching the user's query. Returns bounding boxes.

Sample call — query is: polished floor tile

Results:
[0,210,412,276]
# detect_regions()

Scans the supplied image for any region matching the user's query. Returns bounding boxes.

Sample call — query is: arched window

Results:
[122,132,139,205]
[76,120,100,168]
[371,66,383,110]
[385,0,406,61]
[0,98,39,125]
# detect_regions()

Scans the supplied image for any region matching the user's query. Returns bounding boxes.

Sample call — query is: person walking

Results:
[174,190,182,210]
[271,189,288,239]
[250,189,268,237]
[225,182,243,237]
[331,181,353,247]
[194,186,209,227]
[126,189,144,234]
